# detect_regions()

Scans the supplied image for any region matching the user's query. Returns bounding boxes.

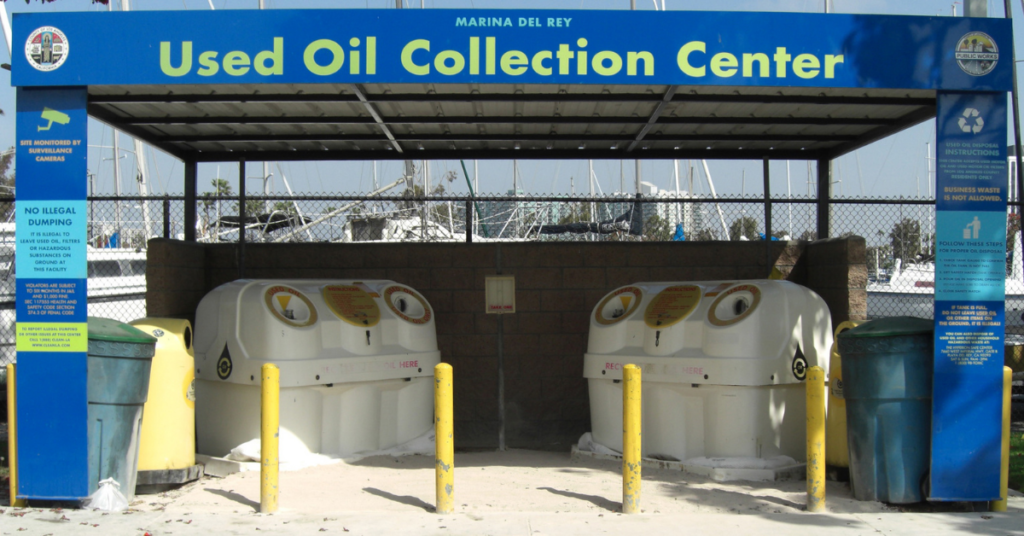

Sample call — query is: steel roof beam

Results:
[825,105,937,159]
[109,114,897,127]
[159,133,855,144]
[89,92,935,107]
[627,86,677,152]
[87,104,190,160]
[350,84,404,154]
[186,147,825,163]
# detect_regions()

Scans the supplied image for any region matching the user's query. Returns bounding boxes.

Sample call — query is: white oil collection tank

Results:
[585,280,832,466]
[193,280,440,458]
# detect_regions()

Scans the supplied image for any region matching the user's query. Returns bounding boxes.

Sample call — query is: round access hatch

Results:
[384,285,432,324]
[707,283,762,327]
[594,286,643,325]
[264,285,318,328]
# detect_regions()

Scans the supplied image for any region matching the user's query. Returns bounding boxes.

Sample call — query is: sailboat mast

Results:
[113,130,122,244]
[133,139,152,241]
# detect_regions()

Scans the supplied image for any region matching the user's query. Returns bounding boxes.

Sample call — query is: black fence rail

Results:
[0,193,1019,424]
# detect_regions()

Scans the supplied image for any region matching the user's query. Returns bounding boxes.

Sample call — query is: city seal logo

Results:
[955,32,998,76]
[25,26,69,72]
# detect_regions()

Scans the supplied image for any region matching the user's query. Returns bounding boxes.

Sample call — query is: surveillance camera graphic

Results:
[38,107,70,131]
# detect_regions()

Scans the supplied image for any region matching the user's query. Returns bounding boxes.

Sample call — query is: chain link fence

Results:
[0,193,1019,424]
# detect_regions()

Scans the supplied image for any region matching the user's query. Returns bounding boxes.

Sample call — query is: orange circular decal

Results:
[264,285,318,327]
[707,284,762,327]
[383,285,432,324]
[644,285,702,328]
[594,286,643,325]
[322,285,381,327]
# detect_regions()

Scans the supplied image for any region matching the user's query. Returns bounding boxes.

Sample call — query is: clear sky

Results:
[0,0,1018,204]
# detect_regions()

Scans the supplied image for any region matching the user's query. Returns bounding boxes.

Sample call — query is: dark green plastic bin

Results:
[87,317,158,501]
[837,317,933,504]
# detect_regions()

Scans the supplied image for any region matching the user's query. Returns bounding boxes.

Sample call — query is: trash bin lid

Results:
[88,316,158,344]
[837,316,933,339]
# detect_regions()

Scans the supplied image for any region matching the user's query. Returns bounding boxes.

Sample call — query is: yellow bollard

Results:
[806,366,826,512]
[992,366,1012,512]
[622,364,641,514]
[6,364,27,508]
[434,363,454,514]
[260,364,279,514]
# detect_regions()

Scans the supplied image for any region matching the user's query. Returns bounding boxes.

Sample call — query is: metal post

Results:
[465,199,473,243]
[260,364,279,514]
[434,363,455,514]
[184,160,198,242]
[496,244,506,451]
[763,157,772,266]
[964,0,987,16]
[635,160,642,195]
[163,196,171,239]
[239,161,246,279]
[992,366,1012,512]
[806,366,826,512]
[1003,0,1024,281]
[622,364,641,514]
[6,364,27,507]
[816,158,831,239]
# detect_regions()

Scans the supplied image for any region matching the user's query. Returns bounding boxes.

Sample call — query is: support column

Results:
[184,160,198,242]
[763,157,772,266]
[930,91,1006,501]
[816,158,831,239]
[15,87,90,499]
[239,161,246,280]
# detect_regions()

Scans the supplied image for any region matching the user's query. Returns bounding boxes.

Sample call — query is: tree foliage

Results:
[729,216,759,241]
[889,218,922,262]
[643,214,672,241]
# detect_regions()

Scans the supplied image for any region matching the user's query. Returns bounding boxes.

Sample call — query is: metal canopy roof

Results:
[86,83,936,163]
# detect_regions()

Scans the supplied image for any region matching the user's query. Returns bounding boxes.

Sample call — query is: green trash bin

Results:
[837,316,933,504]
[87,317,158,501]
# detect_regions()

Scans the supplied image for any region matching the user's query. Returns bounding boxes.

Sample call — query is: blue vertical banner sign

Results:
[15,87,89,500]
[932,91,1006,501]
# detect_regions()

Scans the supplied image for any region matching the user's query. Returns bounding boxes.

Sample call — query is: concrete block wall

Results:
[147,237,865,450]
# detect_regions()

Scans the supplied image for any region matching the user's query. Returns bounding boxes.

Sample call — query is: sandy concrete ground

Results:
[1,449,1022,536]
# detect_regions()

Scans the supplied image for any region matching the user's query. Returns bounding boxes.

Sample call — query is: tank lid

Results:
[838,316,933,339]
[88,316,158,344]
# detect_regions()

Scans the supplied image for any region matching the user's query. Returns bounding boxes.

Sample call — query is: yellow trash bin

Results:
[825,320,861,481]
[130,318,203,490]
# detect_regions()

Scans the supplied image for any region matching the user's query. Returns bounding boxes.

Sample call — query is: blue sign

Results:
[931,91,1006,501]
[9,10,1012,91]
[15,87,89,500]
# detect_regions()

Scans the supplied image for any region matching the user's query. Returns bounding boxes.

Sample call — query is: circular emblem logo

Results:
[955,32,998,76]
[217,353,233,380]
[792,354,808,381]
[25,26,69,72]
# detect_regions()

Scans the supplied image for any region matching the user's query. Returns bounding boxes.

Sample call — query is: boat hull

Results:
[867,288,1024,327]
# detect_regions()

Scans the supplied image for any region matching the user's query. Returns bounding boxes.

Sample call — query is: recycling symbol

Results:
[958,108,984,134]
